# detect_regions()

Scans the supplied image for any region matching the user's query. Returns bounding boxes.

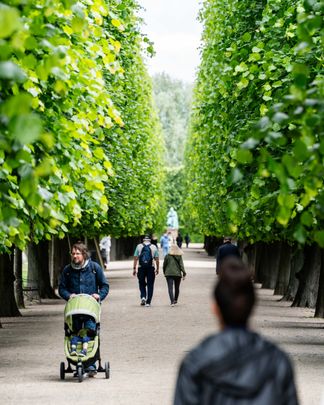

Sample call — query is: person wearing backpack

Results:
[133,235,159,307]
[173,258,298,405]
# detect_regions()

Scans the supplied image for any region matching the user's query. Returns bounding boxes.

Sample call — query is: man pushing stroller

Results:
[59,242,109,374]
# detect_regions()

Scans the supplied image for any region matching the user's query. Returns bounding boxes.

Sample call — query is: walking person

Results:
[133,235,159,307]
[174,258,298,405]
[163,244,186,306]
[216,236,240,274]
[160,231,170,257]
[99,235,111,269]
[176,232,183,248]
[59,241,109,375]
[184,234,190,248]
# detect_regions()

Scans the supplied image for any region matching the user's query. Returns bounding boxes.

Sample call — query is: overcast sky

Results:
[138,0,202,83]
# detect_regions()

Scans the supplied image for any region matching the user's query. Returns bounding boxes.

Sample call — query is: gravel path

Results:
[0,244,324,404]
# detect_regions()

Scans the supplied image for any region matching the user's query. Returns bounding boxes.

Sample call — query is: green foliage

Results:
[0,0,165,251]
[152,73,192,166]
[165,166,185,212]
[185,0,323,245]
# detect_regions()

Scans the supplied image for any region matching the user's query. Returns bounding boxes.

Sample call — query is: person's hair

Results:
[214,258,255,326]
[223,236,232,242]
[71,242,90,259]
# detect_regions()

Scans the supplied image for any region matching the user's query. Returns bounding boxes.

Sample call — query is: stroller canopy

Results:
[64,294,101,331]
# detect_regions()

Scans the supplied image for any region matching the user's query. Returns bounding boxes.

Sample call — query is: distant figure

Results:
[160,231,170,257]
[133,235,159,307]
[151,234,158,247]
[174,258,299,405]
[184,234,190,248]
[176,233,183,248]
[163,244,186,306]
[99,236,111,269]
[216,236,240,274]
[167,207,179,229]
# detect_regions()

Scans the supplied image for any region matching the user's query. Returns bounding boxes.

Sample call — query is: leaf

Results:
[10,114,42,144]
[237,149,253,164]
[314,231,324,248]
[0,5,20,39]
[0,61,26,81]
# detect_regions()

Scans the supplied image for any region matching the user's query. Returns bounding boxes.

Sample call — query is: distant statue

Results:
[167,207,179,229]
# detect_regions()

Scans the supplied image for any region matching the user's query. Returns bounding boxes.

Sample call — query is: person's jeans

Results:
[166,276,181,304]
[162,246,169,257]
[137,267,156,304]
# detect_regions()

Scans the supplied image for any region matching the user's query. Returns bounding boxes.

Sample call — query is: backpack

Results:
[139,244,153,268]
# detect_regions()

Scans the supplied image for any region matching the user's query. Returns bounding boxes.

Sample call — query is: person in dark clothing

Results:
[176,233,183,248]
[216,236,240,274]
[59,241,109,374]
[184,234,190,248]
[174,259,298,405]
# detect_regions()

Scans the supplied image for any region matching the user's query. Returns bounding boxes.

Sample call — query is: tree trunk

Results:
[256,242,281,289]
[52,237,70,289]
[315,249,324,318]
[244,244,257,279]
[204,236,223,256]
[274,243,292,296]
[14,247,24,308]
[254,242,266,283]
[281,245,303,301]
[116,237,142,260]
[292,244,321,308]
[0,252,21,317]
[27,241,57,300]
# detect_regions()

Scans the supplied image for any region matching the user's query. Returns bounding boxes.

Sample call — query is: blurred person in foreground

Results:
[174,257,298,405]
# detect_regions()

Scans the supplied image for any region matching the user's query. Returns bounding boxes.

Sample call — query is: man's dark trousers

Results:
[137,266,155,304]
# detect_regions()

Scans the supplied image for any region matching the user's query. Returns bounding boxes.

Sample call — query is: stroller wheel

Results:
[105,362,110,379]
[60,362,65,380]
[77,365,83,383]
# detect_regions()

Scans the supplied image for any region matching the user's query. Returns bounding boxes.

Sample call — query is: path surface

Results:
[0,244,324,404]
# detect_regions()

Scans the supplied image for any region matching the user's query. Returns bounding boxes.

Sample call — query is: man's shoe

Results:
[171,303,175,307]
[174,300,177,305]
[86,366,97,377]
[140,297,146,306]
[145,303,151,307]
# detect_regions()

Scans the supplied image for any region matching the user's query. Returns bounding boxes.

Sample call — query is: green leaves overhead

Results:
[185,0,323,245]
[0,0,165,251]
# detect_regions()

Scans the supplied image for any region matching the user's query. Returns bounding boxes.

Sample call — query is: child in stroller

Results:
[70,314,96,357]
[60,294,110,382]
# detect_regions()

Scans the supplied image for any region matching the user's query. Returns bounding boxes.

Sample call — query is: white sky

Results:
[138,0,202,83]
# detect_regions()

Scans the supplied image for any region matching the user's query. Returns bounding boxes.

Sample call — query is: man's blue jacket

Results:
[59,259,109,301]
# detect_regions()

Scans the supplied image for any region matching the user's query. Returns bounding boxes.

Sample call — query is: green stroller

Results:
[59,294,110,382]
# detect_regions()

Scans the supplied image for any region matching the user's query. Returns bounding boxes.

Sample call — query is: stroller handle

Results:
[69,293,101,303]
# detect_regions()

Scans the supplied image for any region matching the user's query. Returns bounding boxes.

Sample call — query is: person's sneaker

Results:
[70,346,77,356]
[174,300,177,305]
[140,297,146,306]
[145,303,151,307]
[86,366,97,377]
[171,303,175,307]
[79,349,87,357]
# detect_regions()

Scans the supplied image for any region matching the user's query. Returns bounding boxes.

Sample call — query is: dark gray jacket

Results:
[174,328,298,405]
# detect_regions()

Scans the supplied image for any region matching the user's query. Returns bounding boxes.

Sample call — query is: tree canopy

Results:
[0,0,165,252]
[152,72,192,167]
[185,0,323,245]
